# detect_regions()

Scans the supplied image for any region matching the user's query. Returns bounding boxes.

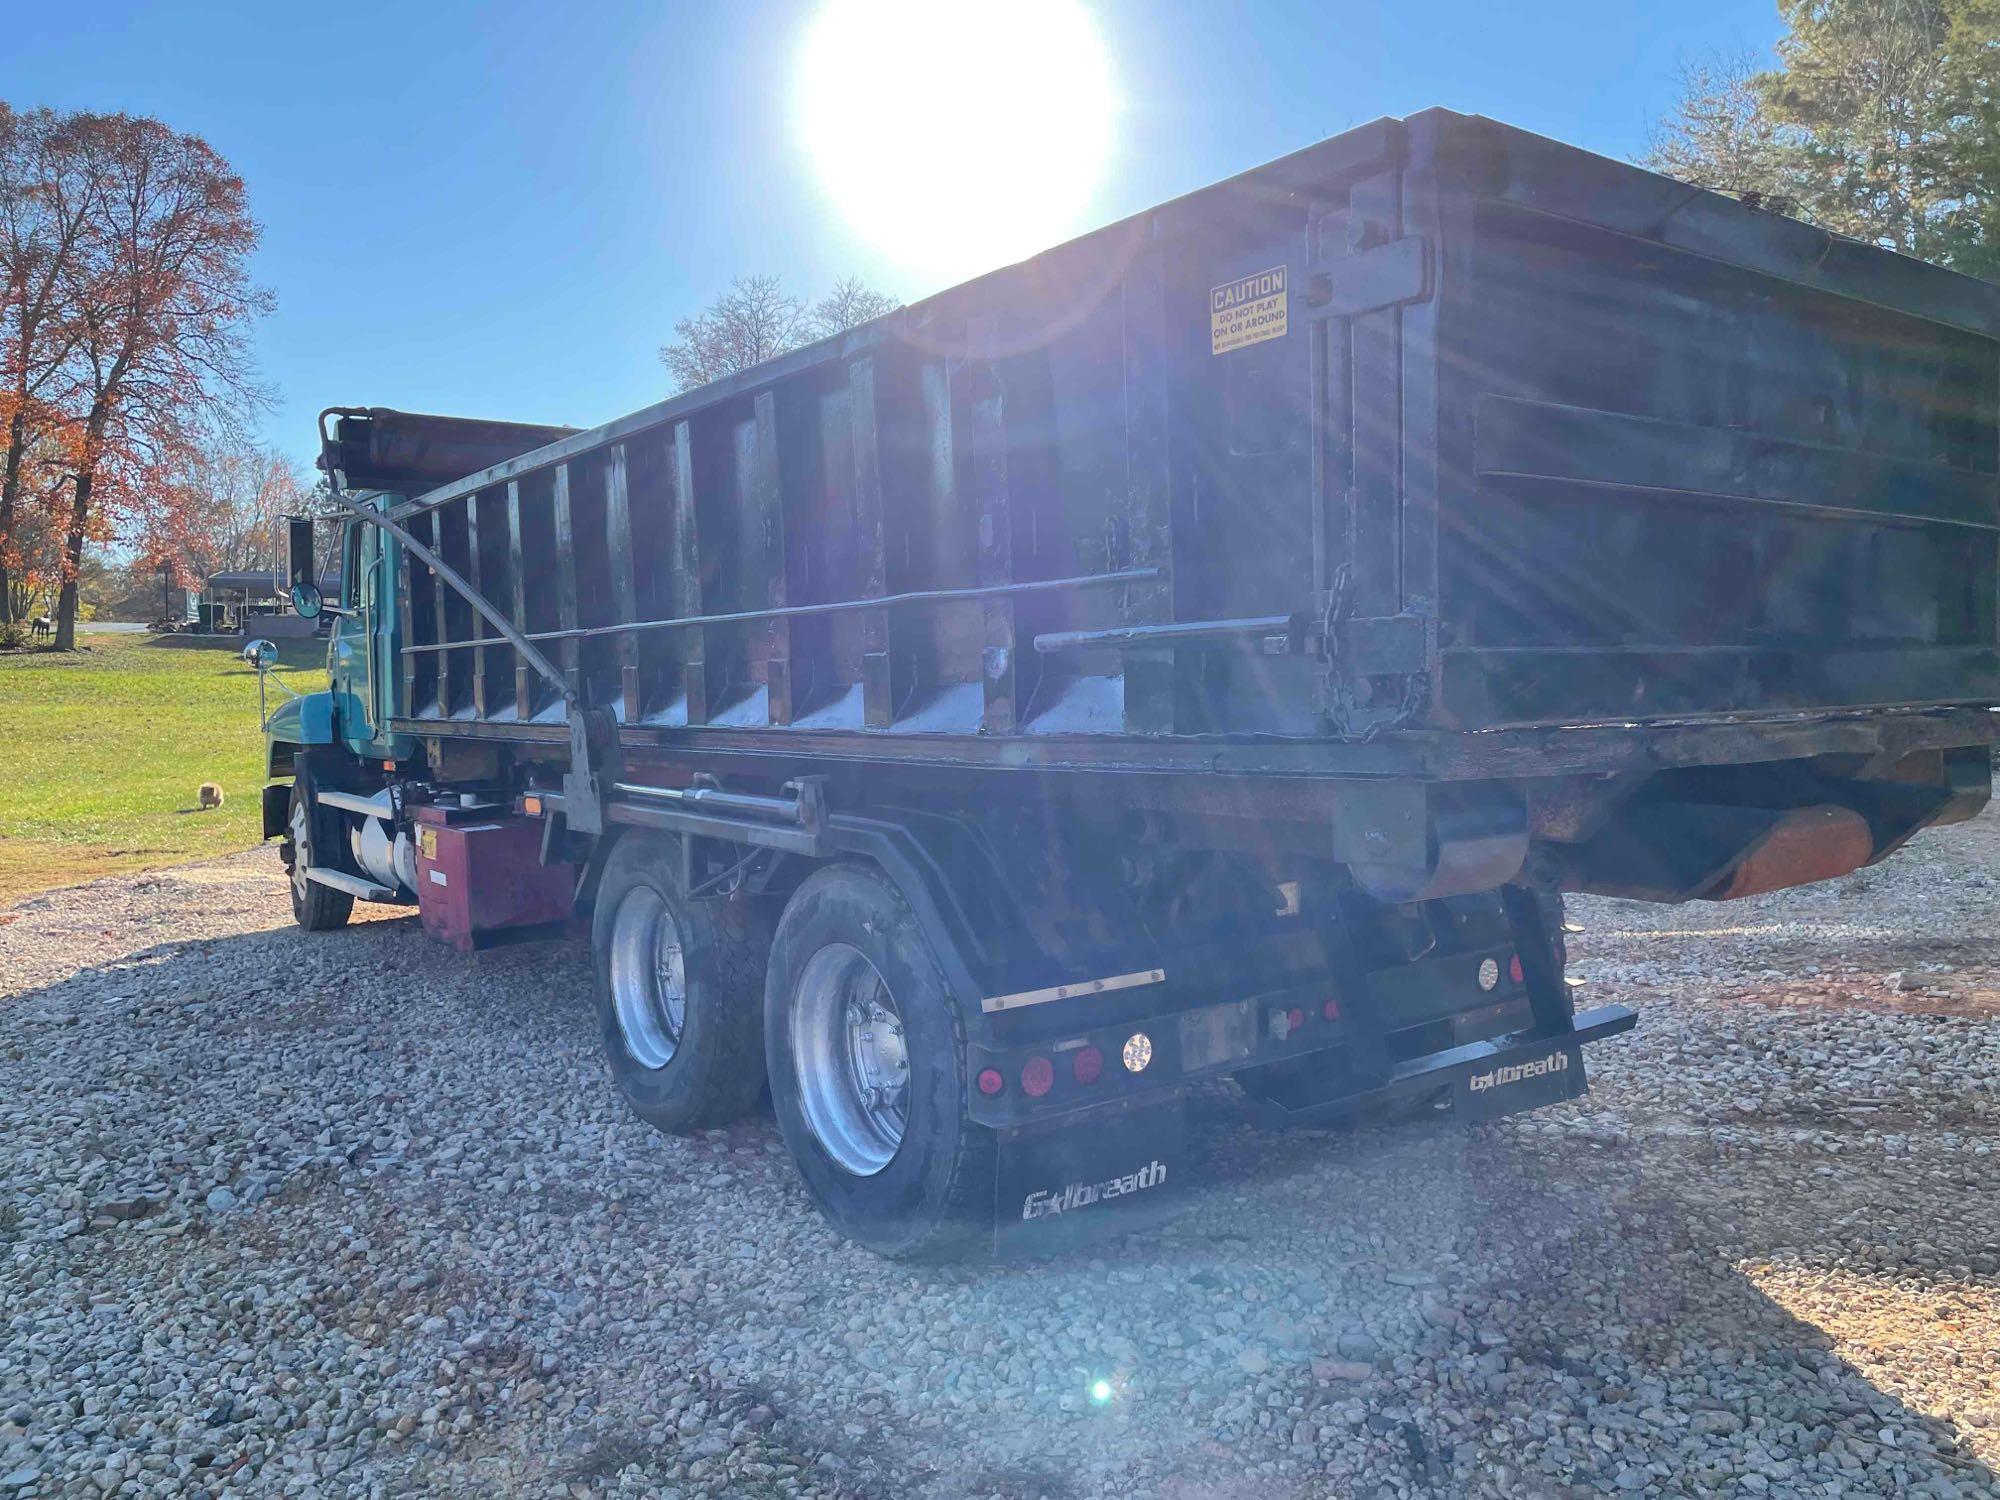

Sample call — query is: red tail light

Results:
[1021,1056,1055,1098]
[1509,953,1525,985]
[976,1068,1005,1096]
[1072,1046,1104,1084]
[1322,999,1341,1022]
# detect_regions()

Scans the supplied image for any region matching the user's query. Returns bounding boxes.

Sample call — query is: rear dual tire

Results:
[763,865,994,1259]
[590,832,773,1134]
[588,842,995,1255]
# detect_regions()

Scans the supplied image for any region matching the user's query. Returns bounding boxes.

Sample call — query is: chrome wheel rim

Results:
[791,943,909,1177]
[609,887,686,1070]
[287,801,312,900]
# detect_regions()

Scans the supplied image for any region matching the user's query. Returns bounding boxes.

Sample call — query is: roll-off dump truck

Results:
[262,110,2000,1255]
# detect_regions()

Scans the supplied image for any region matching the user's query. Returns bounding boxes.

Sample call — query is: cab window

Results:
[341,522,363,611]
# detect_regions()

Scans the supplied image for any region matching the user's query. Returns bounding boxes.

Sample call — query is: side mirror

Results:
[242,636,298,726]
[286,514,317,593]
[290,581,323,619]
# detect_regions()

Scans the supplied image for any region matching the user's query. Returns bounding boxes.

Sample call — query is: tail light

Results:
[1509,953,1525,985]
[1020,1056,1055,1098]
[1072,1046,1104,1084]
[976,1068,1005,1096]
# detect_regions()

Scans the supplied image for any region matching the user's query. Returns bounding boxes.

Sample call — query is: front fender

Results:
[265,690,335,778]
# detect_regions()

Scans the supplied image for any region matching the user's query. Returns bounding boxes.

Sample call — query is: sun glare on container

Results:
[797,0,1118,281]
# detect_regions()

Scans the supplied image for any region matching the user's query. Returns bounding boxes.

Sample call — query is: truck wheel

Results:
[764,864,994,1259]
[590,832,771,1134]
[283,761,354,932]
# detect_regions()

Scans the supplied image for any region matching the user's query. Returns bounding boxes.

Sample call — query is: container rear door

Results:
[1427,120,2000,731]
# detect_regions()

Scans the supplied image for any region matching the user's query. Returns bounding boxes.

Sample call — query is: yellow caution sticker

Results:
[418,826,437,860]
[1211,265,1288,354]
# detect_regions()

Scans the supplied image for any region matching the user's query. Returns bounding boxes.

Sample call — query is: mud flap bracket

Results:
[561,706,622,836]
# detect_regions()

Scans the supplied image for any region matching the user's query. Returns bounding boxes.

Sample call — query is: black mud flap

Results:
[261,782,291,842]
[993,1096,1187,1258]
[1452,1041,1586,1123]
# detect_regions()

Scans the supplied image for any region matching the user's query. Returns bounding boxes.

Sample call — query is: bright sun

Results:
[797,0,1118,282]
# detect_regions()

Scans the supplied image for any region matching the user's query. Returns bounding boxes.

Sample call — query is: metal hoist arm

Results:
[300,491,621,834]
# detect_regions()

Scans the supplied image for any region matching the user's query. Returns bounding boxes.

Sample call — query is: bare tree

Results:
[659,275,807,393]
[659,274,899,394]
[810,276,899,339]
[49,113,270,649]
[1646,53,1799,207]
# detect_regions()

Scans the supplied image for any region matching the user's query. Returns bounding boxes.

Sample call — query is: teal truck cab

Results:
[263,505,401,764]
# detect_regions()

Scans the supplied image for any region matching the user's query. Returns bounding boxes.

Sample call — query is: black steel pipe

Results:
[308,487,575,707]
[611,781,808,823]
[1033,614,1300,654]
[399,566,1163,656]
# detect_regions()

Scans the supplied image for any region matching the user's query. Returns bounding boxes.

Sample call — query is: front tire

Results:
[764,864,994,1259]
[590,832,772,1133]
[284,759,354,932]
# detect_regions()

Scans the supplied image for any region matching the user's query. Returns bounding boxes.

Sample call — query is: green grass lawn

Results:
[0,631,326,905]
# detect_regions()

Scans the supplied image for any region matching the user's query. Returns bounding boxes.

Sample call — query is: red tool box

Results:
[413,805,576,953]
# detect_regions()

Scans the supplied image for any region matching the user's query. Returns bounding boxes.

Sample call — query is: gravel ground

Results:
[2,816,1996,1498]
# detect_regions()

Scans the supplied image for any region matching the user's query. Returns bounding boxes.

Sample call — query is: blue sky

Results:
[10,1,1785,471]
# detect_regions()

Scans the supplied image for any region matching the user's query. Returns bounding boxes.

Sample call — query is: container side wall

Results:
[383,110,2000,748]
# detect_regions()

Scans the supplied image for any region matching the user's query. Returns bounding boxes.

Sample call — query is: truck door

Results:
[331,521,379,752]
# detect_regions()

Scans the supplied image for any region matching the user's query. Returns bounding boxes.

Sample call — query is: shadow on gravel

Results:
[3,909,1992,1498]
[1140,1107,1998,1494]
[849,1083,1997,1493]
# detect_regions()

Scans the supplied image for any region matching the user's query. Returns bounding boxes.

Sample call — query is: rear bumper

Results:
[986,1004,1636,1255]
[1239,1003,1637,1127]
[966,963,1636,1129]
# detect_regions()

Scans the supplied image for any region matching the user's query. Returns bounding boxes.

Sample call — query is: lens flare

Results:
[796,0,1119,280]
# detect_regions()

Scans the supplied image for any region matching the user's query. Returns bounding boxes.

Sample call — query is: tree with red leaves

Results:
[0,105,93,626]
[44,112,270,649]
[152,438,306,584]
